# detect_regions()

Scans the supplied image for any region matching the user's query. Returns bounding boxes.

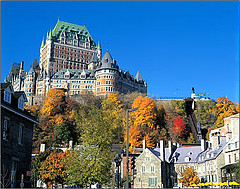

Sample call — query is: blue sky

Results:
[1,1,239,102]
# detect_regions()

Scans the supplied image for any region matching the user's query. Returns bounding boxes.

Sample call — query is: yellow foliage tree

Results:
[179,167,200,187]
[40,89,65,116]
[126,124,142,153]
[213,97,237,128]
[131,96,157,129]
[102,93,124,143]
[143,134,155,148]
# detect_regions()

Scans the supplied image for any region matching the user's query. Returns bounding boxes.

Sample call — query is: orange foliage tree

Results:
[125,96,158,152]
[213,97,237,128]
[40,89,66,116]
[40,151,69,187]
[131,96,157,129]
[179,167,200,187]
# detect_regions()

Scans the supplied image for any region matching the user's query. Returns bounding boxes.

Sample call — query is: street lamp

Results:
[126,108,138,189]
[114,154,122,188]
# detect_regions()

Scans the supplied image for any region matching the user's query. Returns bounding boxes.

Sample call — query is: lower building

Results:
[1,83,38,188]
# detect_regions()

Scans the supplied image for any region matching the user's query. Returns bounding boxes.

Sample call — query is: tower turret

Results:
[95,49,119,97]
[97,40,102,60]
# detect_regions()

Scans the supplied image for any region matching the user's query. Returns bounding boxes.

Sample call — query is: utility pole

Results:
[126,108,138,189]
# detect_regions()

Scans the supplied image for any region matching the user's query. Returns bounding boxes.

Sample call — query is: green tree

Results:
[74,105,114,186]
[194,99,216,127]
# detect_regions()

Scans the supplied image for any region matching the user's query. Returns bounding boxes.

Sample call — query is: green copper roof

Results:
[52,20,93,41]
[97,40,101,49]
[48,29,52,40]
[41,37,45,48]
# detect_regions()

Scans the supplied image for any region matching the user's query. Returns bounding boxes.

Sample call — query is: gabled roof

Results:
[1,83,11,91]
[51,69,95,80]
[14,91,28,102]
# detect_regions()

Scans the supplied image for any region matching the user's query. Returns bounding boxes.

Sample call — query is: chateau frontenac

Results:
[5,18,147,100]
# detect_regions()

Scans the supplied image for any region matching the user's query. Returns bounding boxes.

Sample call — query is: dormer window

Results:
[4,88,11,103]
[18,96,25,110]
[184,157,191,162]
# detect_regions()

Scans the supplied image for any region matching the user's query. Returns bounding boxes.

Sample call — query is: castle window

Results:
[229,155,231,163]
[106,81,111,85]
[146,157,150,162]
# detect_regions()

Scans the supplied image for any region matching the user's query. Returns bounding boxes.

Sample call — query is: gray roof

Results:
[90,53,99,63]
[135,70,143,81]
[97,50,118,70]
[13,91,28,102]
[148,147,172,163]
[1,83,11,91]
[196,140,227,163]
[51,69,95,79]
[6,63,21,82]
[171,146,202,164]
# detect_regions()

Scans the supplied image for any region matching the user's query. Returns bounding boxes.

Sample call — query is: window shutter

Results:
[155,177,157,186]
[149,178,151,186]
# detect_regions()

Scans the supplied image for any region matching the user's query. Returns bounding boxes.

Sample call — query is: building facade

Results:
[5,19,147,101]
[1,83,38,188]
[133,113,239,188]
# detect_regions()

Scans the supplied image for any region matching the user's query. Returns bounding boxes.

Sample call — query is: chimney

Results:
[69,140,73,148]
[40,144,46,152]
[201,139,207,151]
[143,140,146,150]
[20,61,24,70]
[160,140,165,162]
[168,141,173,154]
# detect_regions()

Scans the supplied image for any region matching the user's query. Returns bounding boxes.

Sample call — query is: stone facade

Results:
[1,83,38,188]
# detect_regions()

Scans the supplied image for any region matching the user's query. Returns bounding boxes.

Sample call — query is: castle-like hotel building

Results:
[5,19,147,99]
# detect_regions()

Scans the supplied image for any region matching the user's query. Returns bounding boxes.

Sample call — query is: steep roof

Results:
[1,83,11,91]
[28,59,40,73]
[13,91,28,102]
[148,148,172,163]
[171,146,202,164]
[135,70,143,81]
[90,53,99,63]
[5,63,21,82]
[97,50,118,70]
[51,19,96,48]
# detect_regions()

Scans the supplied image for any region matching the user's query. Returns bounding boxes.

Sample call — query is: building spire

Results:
[41,37,45,48]
[58,16,60,22]
[97,40,101,50]
[48,29,52,40]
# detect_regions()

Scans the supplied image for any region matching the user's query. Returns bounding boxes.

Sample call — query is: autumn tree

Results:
[213,97,237,128]
[40,89,66,116]
[173,116,187,141]
[40,151,68,188]
[30,149,62,187]
[131,96,157,129]
[179,167,200,187]
[102,93,124,143]
[125,96,158,151]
